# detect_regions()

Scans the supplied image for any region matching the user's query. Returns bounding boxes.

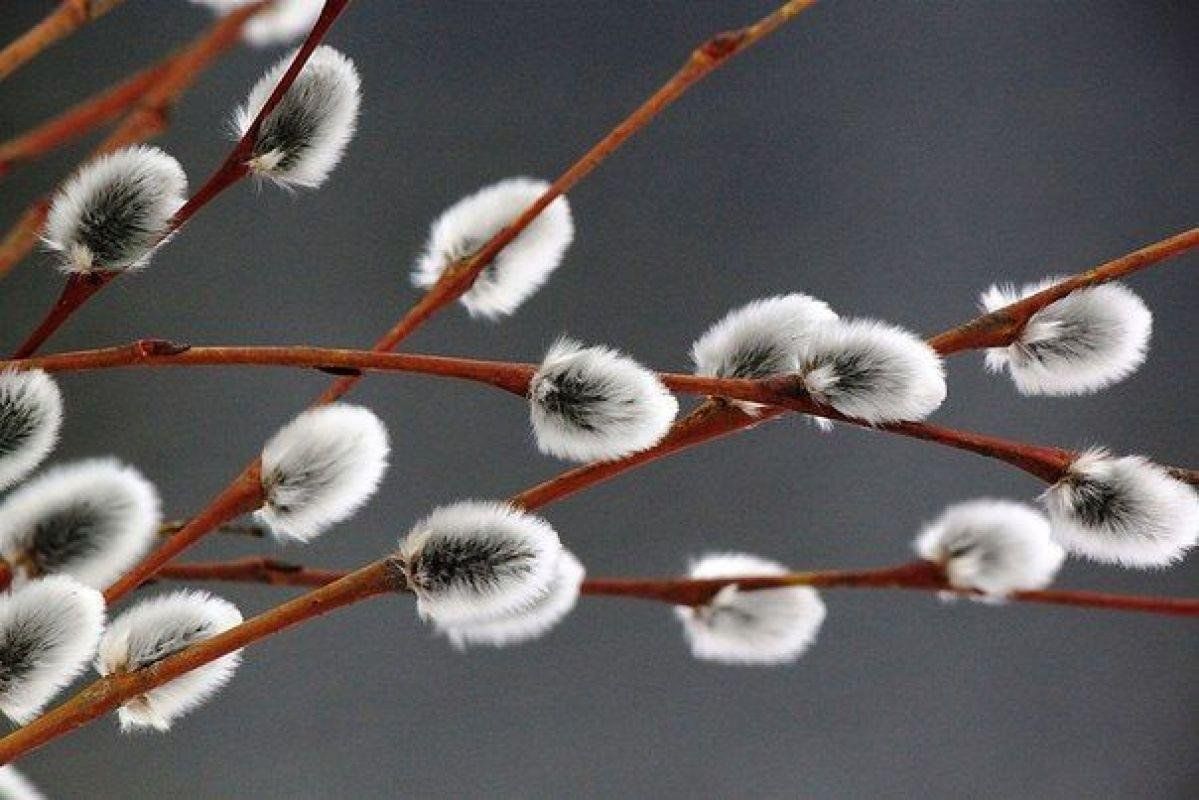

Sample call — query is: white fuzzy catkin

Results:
[529,338,678,463]
[1042,449,1199,568]
[411,178,574,319]
[675,553,826,666]
[258,404,390,542]
[981,279,1153,395]
[0,370,62,492]
[400,501,563,626]
[439,550,585,648]
[96,590,243,732]
[0,576,105,724]
[0,766,46,800]
[914,499,1065,597]
[235,45,360,188]
[799,318,947,424]
[0,459,160,589]
[43,145,187,273]
[691,294,839,420]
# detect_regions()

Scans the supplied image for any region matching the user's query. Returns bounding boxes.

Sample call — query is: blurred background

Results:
[1,2,1196,798]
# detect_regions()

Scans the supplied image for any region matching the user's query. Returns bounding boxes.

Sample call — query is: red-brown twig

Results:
[509,228,1199,508]
[0,558,404,766]
[0,1,822,764]
[3,548,1194,766]
[9,340,1181,487]
[0,0,127,82]
[7,0,344,354]
[76,0,816,609]
[0,57,170,178]
[153,556,1199,617]
[0,3,266,283]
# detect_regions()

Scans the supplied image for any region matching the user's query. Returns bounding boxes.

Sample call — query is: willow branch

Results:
[929,227,1199,354]
[0,0,127,83]
[0,3,265,283]
[154,556,1199,616]
[72,0,816,609]
[0,57,170,178]
[316,0,819,404]
[509,227,1199,507]
[6,0,339,352]
[0,558,403,766]
[4,327,1197,488]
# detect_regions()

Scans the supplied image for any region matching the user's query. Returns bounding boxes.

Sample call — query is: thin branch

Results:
[3,548,1193,765]
[929,228,1199,354]
[4,341,1153,487]
[76,0,817,608]
[0,57,170,178]
[0,3,265,283]
[157,519,268,539]
[0,0,127,83]
[508,228,1199,507]
[154,556,1199,617]
[103,464,264,604]
[0,558,403,766]
[6,0,339,352]
[316,0,820,405]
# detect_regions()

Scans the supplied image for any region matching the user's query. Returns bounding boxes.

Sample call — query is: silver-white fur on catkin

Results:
[411,178,574,319]
[400,501,563,627]
[674,553,826,666]
[439,549,585,648]
[0,576,105,724]
[0,458,160,589]
[1042,449,1199,568]
[96,590,243,732]
[235,46,360,189]
[529,338,678,463]
[258,404,390,542]
[42,145,187,273]
[799,318,946,424]
[981,279,1152,395]
[0,370,62,492]
[0,766,46,800]
[914,499,1065,597]
[691,294,839,419]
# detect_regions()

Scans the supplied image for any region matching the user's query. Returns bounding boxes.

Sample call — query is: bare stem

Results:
[5,0,343,352]
[154,555,1199,616]
[103,464,265,604]
[0,3,264,282]
[0,558,403,766]
[0,0,127,82]
[0,57,170,177]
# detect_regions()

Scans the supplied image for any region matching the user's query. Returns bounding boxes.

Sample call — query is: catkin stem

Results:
[5,0,345,353]
[149,556,1199,616]
[0,3,266,282]
[0,0,127,83]
[0,559,403,766]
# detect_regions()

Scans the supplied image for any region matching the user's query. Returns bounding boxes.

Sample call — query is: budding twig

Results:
[0,0,128,82]
[0,3,265,283]
[153,557,1199,617]
[6,0,341,352]
[0,58,170,178]
[1,544,1191,766]
[62,0,815,610]
[0,558,403,765]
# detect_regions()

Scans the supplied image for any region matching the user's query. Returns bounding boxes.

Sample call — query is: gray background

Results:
[1,2,1196,798]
